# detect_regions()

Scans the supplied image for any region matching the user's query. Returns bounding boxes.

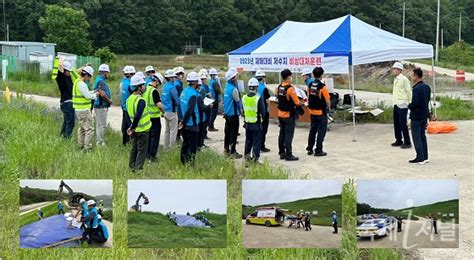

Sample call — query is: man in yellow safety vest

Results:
[242,78,266,164]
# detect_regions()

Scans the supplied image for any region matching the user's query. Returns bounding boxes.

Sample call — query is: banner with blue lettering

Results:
[228,54,349,74]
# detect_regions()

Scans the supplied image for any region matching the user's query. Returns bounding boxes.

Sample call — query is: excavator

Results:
[129,192,149,212]
[58,180,84,207]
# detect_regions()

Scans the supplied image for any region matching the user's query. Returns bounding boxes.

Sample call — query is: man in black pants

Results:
[179,72,205,164]
[391,62,412,149]
[256,70,271,152]
[277,69,301,161]
[306,67,330,156]
[223,69,242,159]
[408,68,431,165]
[55,60,75,139]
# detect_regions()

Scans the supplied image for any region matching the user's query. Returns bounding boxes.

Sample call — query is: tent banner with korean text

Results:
[228,54,348,74]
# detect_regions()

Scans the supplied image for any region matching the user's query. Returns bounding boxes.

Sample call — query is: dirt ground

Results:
[358,218,459,249]
[242,220,341,248]
[13,92,474,258]
[19,201,54,215]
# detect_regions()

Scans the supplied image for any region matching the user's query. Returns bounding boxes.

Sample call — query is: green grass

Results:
[436,96,474,121]
[128,212,226,248]
[242,195,342,227]
[0,97,403,259]
[388,199,459,224]
[19,202,68,227]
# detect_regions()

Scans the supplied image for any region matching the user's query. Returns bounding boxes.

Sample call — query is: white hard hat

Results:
[252,66,259,72]
[164,69,176,78]
[97,214,102,220]
[225,69,238,81]
[79,198,85,203]
[123,65,136,74]
[255,70,266,77]
[83,66,94,77]
[332,211,336,214]
[186,71,199,82]
[153,72,165,84]
[199,72,208,79]
[248,78,259,87]
[301,68,311,76]
[173,66,185,74]
[198,68,208,76]
[136,71,145,80]
[392,62,404,70]
[87,199,96,206]
[208,68,218,75]
[98,64,110,73]
[63,61,72,72]
[131,74,145,86]
[145,65,155,73]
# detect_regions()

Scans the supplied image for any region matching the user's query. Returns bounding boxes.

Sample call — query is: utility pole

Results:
[435,0,440,62]
[441,28,444,49]
[2,0,6,41]
[402,2,406,37]
[459,12,462,42]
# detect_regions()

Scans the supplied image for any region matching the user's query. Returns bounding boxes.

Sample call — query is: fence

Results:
[0,54,100,82]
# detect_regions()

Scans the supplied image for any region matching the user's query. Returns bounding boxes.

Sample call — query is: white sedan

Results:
[357,217,396,238]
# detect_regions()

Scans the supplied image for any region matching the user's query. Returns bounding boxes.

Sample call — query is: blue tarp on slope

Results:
[170,214,207,228]
[20,215,83,248]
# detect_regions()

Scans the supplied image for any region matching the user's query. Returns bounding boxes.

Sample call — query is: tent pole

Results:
[431,57,437,118]
[351,64,356,142]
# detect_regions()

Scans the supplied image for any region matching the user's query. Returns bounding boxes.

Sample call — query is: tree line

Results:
[1,0,472,55]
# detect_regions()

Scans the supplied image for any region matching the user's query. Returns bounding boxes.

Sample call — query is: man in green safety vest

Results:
[242,78,266,164]
[126,74,152,172]
[72,65,99,151]
[143,72,165,161]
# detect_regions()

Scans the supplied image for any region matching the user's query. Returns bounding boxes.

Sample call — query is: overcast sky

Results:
[242,180,342,206]
[20,179,113,196]
[357,180,459,210]
[128,180,227,214]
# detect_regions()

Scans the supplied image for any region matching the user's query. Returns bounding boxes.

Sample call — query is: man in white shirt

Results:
[391,62,412,149]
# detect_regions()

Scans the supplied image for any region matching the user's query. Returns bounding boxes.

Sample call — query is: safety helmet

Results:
[145,65,155,73]
[131,74,145,87]
[83,66,94,77]
[164,69,176,78]
[63,61,72,72]
[135,71,145,80]
[301,68,311,76]
[248,78,259,91]
[255,70,266,77]
[225,69,238,81]
[199,72,208,79]
[153,72,165,84]
[87,200,96,206]
[208,68,218,75]
[79,198,86,203]
[198,68,208,76]
[186,71,199,82]
[173,66,185,75]
[97,214,102,220]
[392,62,404,70]
[123,65,136,74]
[98,64,110,73]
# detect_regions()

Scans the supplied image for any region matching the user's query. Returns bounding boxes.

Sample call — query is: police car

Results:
[356,217,396,238]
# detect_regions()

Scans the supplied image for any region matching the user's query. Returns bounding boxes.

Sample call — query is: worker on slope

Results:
[126,74,151,172]
[144,65,156,85]
[207,68,221,132]
[255,70,271,153]
[277,69,302,161]
[161,69,181,150]
[179,71,202,164]
[306,67,330,157]
[93,64,113,146]
[91,214,109,244]
[242,78,265,164]
[223,69,242,159]
[98,200,104,215]
[57,201,65,215]
[391,62,412,149]
[37,208,43,220]
[143,72,165,161]
[120,65,136,145]
[331,211,338,234]
[81,200,99,245]
[198,72,211,147]
[55,60,76,139]
[73,65,98,151]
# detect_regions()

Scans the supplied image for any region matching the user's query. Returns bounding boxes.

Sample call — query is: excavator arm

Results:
[130,192,149,212]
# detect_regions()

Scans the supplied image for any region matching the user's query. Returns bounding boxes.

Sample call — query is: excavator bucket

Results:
[144,198,149,205]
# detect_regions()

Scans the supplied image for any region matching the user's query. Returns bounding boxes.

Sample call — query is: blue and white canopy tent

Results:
[228,15,435,140]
